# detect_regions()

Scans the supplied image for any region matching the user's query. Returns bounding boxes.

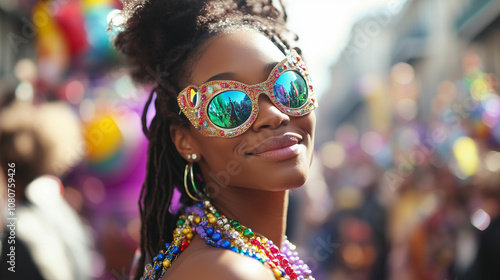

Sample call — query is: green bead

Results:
[214,212,220,217]
[177,219,185,226]
[231,220,239,227]
[243,228,254,237]
[235,225,242,231]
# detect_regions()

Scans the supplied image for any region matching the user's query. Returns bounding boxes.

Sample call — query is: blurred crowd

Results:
[0,0,499,280]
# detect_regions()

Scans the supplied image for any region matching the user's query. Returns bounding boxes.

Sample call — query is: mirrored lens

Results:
[273,71,308,109]
[207,91,252,129]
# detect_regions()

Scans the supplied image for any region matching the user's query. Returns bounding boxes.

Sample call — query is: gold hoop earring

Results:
[184,162,203,201]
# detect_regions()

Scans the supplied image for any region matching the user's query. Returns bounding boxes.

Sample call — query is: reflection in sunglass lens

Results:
[273,71,308,109]
[208,91,252,129]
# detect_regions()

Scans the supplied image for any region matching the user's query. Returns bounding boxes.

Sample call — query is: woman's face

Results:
[184,28,316,193]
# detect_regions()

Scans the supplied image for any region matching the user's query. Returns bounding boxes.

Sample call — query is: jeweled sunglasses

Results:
[177,50,318,138]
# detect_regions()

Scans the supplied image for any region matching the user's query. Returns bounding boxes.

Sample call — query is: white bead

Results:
[191,154,197,160]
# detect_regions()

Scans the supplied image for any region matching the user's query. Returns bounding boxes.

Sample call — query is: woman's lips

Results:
[245,133,304,161]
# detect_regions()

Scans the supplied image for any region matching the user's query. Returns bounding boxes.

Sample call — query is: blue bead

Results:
[153,256,158,262]
[206,238,212,244]
[230,246,239,252]
[158,253,165,260]
[244,251,251,257]
[172,246,180,254]
[166,254,173,260]
[205,227,214,237]
[154,264,161,271]
[164,242,171,248]
[212,232,221,242]
[221,240,231,249]
[197,202,203,207]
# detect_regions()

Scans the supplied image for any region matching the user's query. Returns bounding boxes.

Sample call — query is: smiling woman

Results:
[112,1,317,279]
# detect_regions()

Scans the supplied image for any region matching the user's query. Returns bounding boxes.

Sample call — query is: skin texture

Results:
[168,29,316,279]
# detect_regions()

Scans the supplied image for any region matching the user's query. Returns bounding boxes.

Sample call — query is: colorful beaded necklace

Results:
[143,200,314,280]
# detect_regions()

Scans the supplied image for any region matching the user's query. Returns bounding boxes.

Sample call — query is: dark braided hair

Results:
[112,1,297,278]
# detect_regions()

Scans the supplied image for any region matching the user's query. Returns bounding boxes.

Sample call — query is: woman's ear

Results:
[170,125,200,161]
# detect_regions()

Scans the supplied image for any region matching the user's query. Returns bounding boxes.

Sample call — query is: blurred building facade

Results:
[315,1,500,280]
[318,0,500,140]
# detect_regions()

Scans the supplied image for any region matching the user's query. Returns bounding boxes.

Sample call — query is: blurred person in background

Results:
[0,90,93,280]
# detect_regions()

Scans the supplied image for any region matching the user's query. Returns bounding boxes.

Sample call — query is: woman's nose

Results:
[251,95,290,132]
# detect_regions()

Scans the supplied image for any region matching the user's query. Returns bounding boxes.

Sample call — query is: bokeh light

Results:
[391,63,415,85]
[471,209,491,231]
[484,151,500,172]
[320,141,346,169]
[15,82,34,101]
[360,131,384,156]
[82,176,106,204]
[452,136,479,178]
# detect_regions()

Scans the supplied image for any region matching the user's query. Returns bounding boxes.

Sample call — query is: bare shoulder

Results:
[161,237,275,280]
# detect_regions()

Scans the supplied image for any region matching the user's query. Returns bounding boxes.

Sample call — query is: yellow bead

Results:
[194,216,201,224]
[208,216,217,224]
[186,233,193,240]
[163,259,171,268]
[182,227,190,234]
[273,268,282,278]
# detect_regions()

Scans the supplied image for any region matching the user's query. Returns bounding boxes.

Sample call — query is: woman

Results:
[113,0,318,279]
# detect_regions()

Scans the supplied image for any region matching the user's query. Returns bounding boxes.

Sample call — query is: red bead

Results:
[270,246,279,254]
[281,258,289,266]
[285,267,294,275]
[221,83,229,88]
[180,241,189,251]
[290,272,298,279]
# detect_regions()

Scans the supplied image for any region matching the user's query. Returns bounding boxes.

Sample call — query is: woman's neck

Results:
[209,187,289,247]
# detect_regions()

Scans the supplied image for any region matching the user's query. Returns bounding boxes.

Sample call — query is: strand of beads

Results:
[281,240,313,279]
[198,200,314,280]
[143,205,204,280]
[142,200,315,280]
